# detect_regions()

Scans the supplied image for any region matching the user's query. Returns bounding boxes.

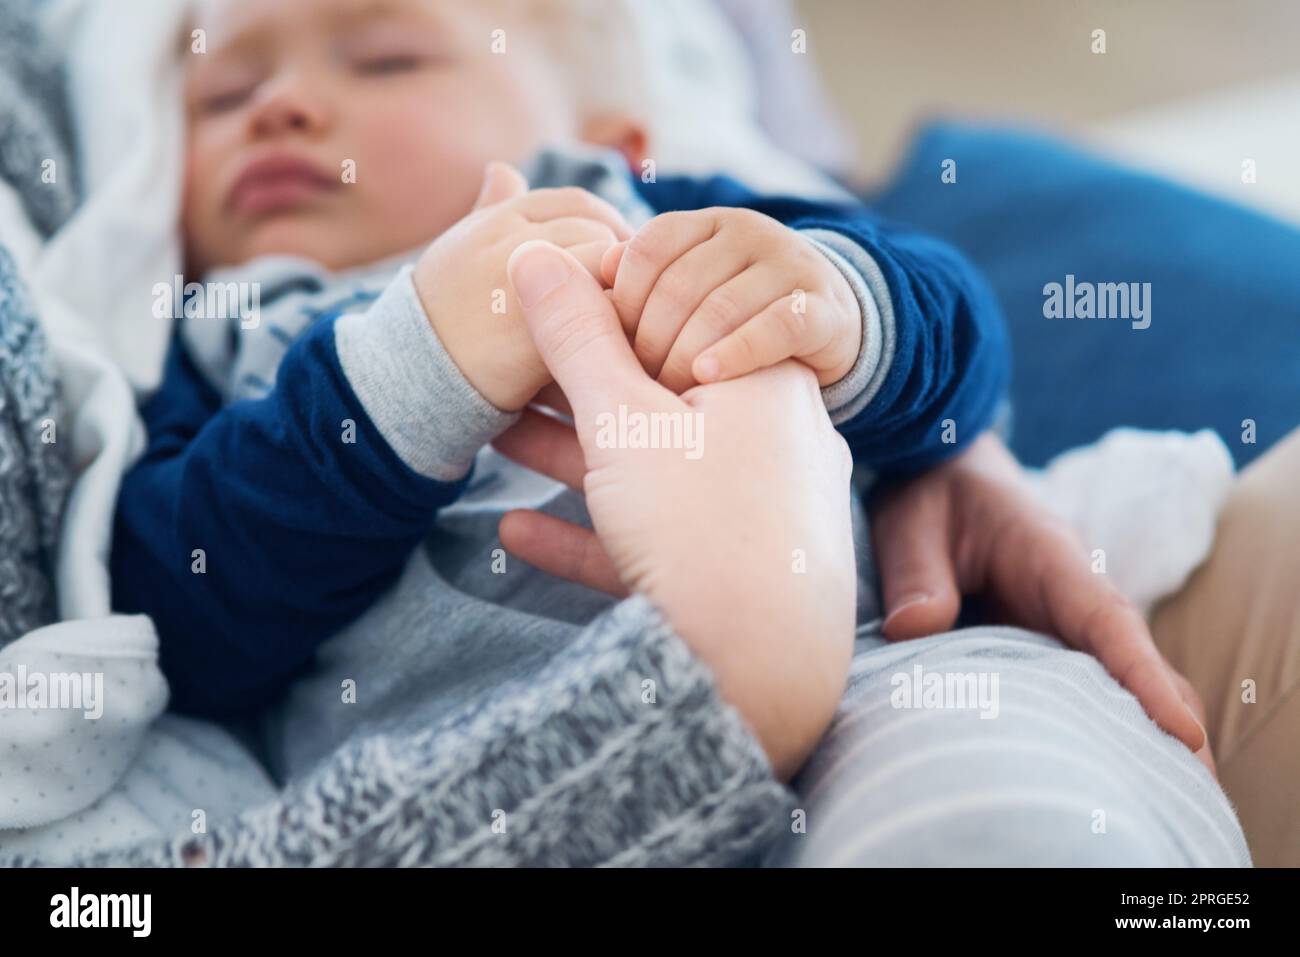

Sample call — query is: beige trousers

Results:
[1151,427,1300,867]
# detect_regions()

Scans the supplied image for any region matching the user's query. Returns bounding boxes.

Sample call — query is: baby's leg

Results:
[764,626,1248,867]
[1151,426,1300,867]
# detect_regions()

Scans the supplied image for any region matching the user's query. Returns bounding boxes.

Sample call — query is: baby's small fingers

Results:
[693,293,814,384]
[562,240,615,284]
[600,242,628,289]
[611,211,718,334]
[633,236,749,380]
[656,269,784,393]
[473,161,529,210]
[533,217,618,250]
[515,187,633,240]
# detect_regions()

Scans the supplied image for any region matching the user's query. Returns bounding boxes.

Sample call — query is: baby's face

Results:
[183,0,576,275]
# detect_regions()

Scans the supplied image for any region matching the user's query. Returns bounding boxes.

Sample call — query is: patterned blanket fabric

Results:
[0,247,69,645]
[0,0,78,643]
[0,0,78,235]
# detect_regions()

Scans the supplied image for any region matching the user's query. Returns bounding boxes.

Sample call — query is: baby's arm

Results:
[112,271,514,717]
[613,179,1205,752]
[113,165,628,717]
[620,175,1010,474]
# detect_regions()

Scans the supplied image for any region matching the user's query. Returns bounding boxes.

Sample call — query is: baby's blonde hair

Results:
[481,0,646,120]
[183,0,646,120]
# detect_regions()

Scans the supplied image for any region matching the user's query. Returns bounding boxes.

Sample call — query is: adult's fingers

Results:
[473,161,528,209]
[1168,666,1217,777]
[507,240,667,429]
[492,408,585,490]
[1008,521,1207,753]
[871,483,963,639]
[499,509,628,597]
[532,382,574,419]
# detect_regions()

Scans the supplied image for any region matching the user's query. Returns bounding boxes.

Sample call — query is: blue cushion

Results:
[870,123,1300,467]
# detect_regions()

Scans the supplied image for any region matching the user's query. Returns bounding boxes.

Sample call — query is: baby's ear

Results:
[580,113,649,172]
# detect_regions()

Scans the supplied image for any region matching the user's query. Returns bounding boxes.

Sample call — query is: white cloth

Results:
[1031,428,1235,616]
[35,0,189,396]
[0,712,276,864]
[0,617,165,830]
[626,0,852,200]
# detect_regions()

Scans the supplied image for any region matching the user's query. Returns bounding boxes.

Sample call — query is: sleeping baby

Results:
[110,0,1201,793]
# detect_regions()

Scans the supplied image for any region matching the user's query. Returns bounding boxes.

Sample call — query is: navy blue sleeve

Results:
[110,318,467,717]
[635,175,1010,474]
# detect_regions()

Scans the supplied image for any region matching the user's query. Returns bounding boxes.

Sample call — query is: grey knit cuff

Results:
[801,228,897,426]
[334,266,519,482]
[102,595,795,868]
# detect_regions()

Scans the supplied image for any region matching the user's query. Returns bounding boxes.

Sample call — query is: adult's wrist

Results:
[652,583,852,781]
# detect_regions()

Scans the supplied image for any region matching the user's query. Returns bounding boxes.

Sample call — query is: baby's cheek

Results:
[359,125,482,237]
[180,131,235,270]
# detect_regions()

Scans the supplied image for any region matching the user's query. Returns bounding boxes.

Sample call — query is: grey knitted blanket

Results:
[0,0,78,237]
[75,596,794,868]
[0,0,74,645]
[0,249,69,645]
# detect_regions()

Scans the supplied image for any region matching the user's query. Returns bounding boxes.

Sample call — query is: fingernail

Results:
[509,241,571,308]
[1187,705,1208,750]
[694,354,721,382]
[883,591,930,629]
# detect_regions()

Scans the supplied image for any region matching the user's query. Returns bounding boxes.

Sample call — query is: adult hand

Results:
[872,433,1213,768]
[494,240,857,780]
[412,163,631,412]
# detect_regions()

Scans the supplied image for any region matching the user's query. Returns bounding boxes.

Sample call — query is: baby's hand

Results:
[601,207,862,393]
[412,163,631,412]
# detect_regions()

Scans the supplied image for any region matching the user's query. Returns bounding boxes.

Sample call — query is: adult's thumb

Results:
[507,240,654,421]
[474,161,528,209]
[874,492,963,640]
